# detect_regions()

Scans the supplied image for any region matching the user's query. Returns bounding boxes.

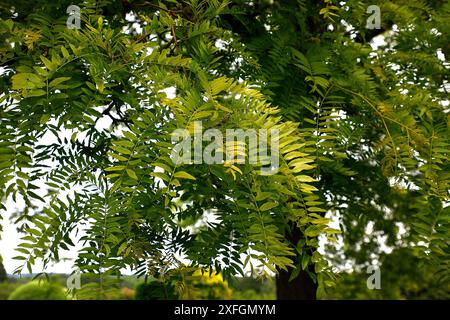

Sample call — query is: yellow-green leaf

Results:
[173,171,196,180]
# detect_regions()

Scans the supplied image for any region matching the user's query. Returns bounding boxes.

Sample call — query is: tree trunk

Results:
[276,223,317,300]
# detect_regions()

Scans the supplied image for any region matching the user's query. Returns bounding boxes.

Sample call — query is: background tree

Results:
[0,0,448,299]
[324,248,450,299]
[0,255,7,282]
[7,281,67,300]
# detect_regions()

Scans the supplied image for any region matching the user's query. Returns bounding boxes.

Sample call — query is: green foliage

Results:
[0,0,448,299]
[0,282,22,300]
[8,281,67,300]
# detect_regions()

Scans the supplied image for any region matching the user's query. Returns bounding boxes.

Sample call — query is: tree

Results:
[0,255,7,282]
[0,0,448,299]
[8,281,67,300]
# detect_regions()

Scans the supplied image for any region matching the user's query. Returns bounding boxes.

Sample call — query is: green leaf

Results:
[151,162,172,172]
[296,175,316,182]
[151,172,170,182]
[61,46,70,58]
[25,89,46,97]
[40,55,56,71]
[105,165,126,172]
[108,152,128,162]
[302,254,310,270]
[117,242,128,255]
[40,114,51,124]
[288,266,300,282]
[113,140,134,148]
[16,172,30,180]
[49,77,71,88]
